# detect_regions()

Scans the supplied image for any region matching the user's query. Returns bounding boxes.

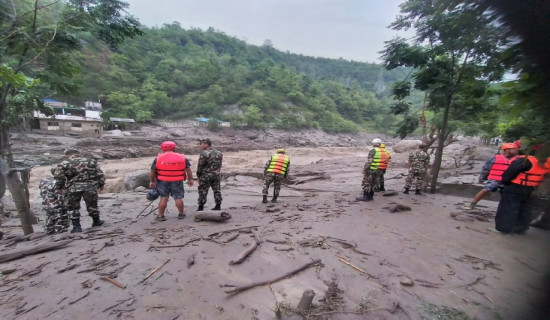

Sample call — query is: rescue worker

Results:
[39,168,69,234]
[149,141,194,221]
[374,143,391,192]
[196,138,223,211]
[495,148,550,234]
[357,138,383,201]
[403,144,430,195]
[467,142,519,209]
[262,148,290,203]
[54,149,106,233]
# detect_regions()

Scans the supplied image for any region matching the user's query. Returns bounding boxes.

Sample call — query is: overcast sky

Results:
[123,0,409,63]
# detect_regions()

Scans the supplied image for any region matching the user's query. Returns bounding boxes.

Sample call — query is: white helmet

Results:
[372,138,382,145]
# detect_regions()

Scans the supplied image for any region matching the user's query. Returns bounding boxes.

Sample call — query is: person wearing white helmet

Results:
[357,138,383,201]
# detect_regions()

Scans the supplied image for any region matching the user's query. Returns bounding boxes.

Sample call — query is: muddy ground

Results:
[1,126,550,320]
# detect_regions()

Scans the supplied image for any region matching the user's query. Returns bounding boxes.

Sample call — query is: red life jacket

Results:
[156,152,187,181]
[488,154,516,181]
[511,156,550,187]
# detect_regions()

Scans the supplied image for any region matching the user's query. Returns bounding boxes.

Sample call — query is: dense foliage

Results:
[65,23,412,133]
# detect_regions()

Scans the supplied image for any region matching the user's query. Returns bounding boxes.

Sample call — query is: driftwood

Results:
[149,237,201,250]
[208,225,259,238]
[140,259,170,284]
[229,241,259,265]
[297,289,316,311]
[224,259,321,294]
[100,276,126,289]
[194,211,232,222]
[0,239,72,263]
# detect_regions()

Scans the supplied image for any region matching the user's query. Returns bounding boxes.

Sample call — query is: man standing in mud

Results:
[403,144,430,195]
[262,148,290,203]
[357,138,383,201]
[374,143,391,192]
[149,141,194,221]
[197,138,223,211]
[39,168,69,234]
[54,149,105,233]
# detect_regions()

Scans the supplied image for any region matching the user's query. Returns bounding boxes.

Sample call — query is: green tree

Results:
[0,0,141,234]
[381,0,509,193]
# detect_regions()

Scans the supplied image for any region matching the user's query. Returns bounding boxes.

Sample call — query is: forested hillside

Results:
[64,23,410,132]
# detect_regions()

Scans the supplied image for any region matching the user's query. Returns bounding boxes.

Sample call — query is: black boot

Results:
[262,195,268,203]
[271,196,278,203]
[415,189,421,195]
[197,204,204,211]
[379,182,385,192]
[212,204,221,211]
[70,220,82,233]
[91,216,104,227]
[356,192,373,201]
[403,188,410,194]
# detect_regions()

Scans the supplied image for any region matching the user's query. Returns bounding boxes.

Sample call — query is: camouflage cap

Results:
[198,138,212,146]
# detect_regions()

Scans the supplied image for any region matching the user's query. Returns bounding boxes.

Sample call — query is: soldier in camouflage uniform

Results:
[54,149,106,233]
[262,148,290,203]
[404,144,431,195]
[196,138,223,211]
[39,169,69,234]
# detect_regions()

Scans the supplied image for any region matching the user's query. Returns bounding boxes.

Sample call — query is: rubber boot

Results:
[415,189,421,195]
[356,192,372,201]
[91,216,104,227]
[262,195,268,203]
[70,220,82,233]
[403,188,410,194]
[197,204,204,211]
[212,204,221,211]
[379,182,385,192]
[271,196,278,203]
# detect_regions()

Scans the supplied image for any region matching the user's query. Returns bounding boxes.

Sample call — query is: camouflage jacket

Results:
[54,156,105,189]
[408,150,430,172]
[197,148,223,178]
[39,177,65,209]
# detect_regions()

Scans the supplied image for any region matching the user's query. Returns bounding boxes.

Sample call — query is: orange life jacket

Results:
[511,156,550,187]
[378,148,391,170]
[267,154,289,175]
[488,154,516,181]
[156,152,187,181]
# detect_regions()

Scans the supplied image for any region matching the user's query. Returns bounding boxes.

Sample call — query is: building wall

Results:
[39,119,102,133]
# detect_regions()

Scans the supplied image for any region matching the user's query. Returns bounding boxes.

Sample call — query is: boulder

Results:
[124,170,150,190]
[393,140,422,153]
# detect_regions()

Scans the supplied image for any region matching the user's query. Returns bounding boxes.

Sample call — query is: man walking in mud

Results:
[357,138,384,201]
[197,138,223,211]
[39,168,69,234]
[149,141,194,221]
[262,148,290,203]
[54,149,106,233]
[403,144,430,195]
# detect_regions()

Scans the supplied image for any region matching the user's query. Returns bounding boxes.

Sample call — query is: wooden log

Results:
[229,241,259,265]
[0,240,72,263]
[296,289,316,311]
[194,211,232,222]
[224,259,321,295]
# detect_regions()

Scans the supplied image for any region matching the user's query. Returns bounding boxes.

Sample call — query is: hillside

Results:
[47,24,414,133]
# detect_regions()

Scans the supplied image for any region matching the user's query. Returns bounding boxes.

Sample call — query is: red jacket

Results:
[488,154,516,181]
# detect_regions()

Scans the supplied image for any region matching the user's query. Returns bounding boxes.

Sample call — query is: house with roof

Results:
[34,98,104,134]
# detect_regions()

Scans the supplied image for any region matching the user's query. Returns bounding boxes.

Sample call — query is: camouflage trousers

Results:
[44,207,70,234]
[361,169,379,193]
[66,187,100,222]
[198,174,222,205]
[405,170,426,190]
[262,172,284,197]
